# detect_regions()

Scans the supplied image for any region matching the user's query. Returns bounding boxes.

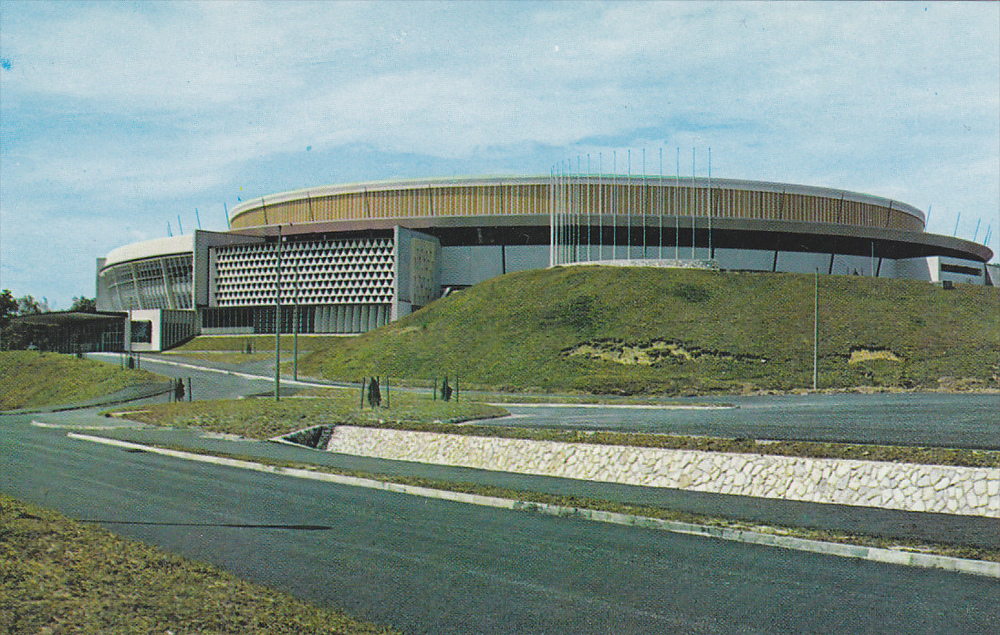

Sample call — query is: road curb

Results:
[67,432,1000,579]
[490,402,737,410]
[87,352,332,388]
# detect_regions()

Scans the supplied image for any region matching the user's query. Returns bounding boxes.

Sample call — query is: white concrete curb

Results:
[87,352,331,388]
[67,432,1000,579]
[492,403,736,410]
[33,420,142,431]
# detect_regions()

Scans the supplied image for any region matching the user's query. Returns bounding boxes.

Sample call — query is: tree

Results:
[16,295,48,315]
[0,290,16,332]
[1,292,51,350]
[70,296,97,313]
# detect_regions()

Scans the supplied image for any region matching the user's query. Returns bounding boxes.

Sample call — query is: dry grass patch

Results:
[0,496,396,635]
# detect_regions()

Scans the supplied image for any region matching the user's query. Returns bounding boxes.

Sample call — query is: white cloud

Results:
[1,0,997,305]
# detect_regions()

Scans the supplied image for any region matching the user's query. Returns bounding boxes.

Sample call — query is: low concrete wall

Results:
[325,426,1000,519]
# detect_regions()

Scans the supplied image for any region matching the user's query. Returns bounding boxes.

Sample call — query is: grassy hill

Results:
[182,267,1000,395]
[0,351,162,410]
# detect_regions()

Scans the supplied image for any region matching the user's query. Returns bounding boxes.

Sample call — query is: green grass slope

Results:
[0,351,162,410]
[193,267,1000,395]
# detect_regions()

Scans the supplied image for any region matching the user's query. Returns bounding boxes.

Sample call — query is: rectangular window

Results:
[940,263,981,276]
[130,320,152,343]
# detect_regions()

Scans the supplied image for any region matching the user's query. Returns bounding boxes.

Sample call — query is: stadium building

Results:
[96,175,994,351]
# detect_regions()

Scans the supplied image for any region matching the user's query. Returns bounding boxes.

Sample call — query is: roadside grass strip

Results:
[68,432,1000,579]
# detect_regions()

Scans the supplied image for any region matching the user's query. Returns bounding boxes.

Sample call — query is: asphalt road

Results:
[495,392,1000,449]
[3,418,997,634]
[91,352,1000,449]
[22,414,993,551]
[87,353,295,401]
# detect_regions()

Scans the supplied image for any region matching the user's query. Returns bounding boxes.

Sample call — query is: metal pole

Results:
[598,153,603,261]
[627,149,632,260]
[556,163,561,266]
[549,167,555,267]
[559,161,565,265]
[274,224,281,401]
[708,147,713,260]
[556,162,562,266]
[692,148,696,260]
[813,268,819,390]
[675,148,680,261]
[564,160,569,264]
[576,156,581,263]
[659,147,663,260]
[587,154,591,261]
[613,151,617,260]
[642,148,646,259]
[293,258,299,382]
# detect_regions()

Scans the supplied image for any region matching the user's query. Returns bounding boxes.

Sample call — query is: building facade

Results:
[96,175,994,350]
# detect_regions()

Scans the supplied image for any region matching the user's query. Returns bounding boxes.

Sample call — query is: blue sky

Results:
[1,1,998,308]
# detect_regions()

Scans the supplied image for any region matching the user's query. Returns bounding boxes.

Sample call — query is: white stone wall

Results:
[325,426,1000,518]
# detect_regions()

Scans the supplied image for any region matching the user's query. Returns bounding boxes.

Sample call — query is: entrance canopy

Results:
[9,311,126,353]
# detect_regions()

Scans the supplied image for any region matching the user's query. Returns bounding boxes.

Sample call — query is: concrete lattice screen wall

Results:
[325,426,1000,519]
[212,238,395,307]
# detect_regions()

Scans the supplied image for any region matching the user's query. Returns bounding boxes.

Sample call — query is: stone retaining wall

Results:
[325,426,1000,518]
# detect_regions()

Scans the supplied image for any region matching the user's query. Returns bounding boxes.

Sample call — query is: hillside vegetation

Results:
[180,267,1000,395]
[0,351,162,410]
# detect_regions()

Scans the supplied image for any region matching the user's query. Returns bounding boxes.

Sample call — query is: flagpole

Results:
[675,148,680,261]
[691,148,696,260]
[274,224,282,401]
[627,149,632,260]
[642,148,647,259]
[708,147,713,260]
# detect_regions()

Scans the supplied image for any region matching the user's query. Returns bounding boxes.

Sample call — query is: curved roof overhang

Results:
[227,175,926,228]
[231,212,991,263]
[102,234,195,269]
